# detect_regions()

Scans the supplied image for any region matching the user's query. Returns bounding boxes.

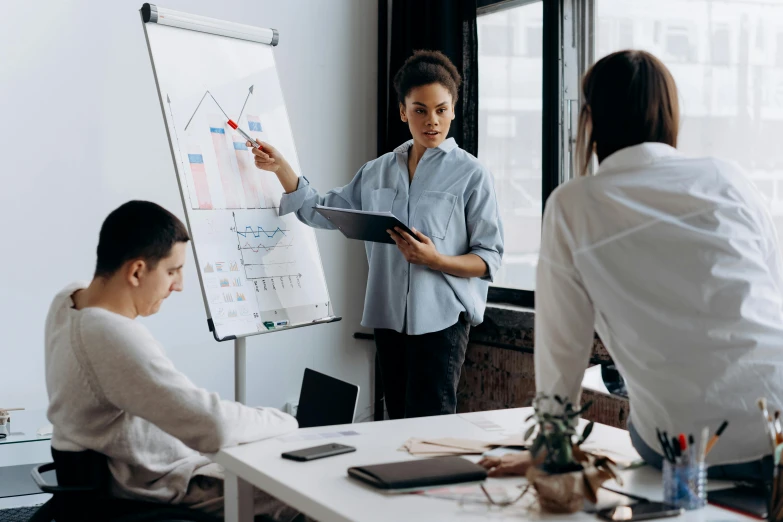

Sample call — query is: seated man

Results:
[45,200,301,521]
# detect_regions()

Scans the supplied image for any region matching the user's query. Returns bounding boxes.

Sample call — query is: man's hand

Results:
[478,452,534,477]
[387,227,441,269]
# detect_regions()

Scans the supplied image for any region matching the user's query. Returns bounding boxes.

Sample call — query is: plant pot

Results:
[541,462,584,475]
[526,458,617,514]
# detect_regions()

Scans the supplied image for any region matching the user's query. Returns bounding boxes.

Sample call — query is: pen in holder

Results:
[662,459,706,510]
[767,441,783,520]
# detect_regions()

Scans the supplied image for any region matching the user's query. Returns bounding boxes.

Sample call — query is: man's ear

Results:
[125,260,146,288]
[399,103,407,123]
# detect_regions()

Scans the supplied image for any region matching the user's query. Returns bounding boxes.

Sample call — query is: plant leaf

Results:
[524,424,536,441]
[578,421,595,445]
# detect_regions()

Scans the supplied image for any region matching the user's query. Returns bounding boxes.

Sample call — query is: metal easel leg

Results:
[235,337,247,404]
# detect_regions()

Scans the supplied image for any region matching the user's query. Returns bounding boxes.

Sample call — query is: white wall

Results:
[0,0,377,446]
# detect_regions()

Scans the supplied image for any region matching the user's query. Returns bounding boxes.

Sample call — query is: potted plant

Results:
[522,393,619,513]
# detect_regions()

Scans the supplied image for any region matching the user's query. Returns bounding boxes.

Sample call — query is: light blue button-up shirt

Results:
[279,138,504,335]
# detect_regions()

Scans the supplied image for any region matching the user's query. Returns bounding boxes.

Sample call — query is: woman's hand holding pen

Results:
[247,140,299,193]
[247,140,283,172]
[387,227,441,269]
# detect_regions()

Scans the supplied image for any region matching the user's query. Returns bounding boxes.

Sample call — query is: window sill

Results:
[474,305,611,364]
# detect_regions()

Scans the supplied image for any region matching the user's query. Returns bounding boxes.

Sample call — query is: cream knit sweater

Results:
[44,282,297,503]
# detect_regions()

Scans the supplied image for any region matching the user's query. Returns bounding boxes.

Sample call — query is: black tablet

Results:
[708,485,767,519]
[314,205,417,245]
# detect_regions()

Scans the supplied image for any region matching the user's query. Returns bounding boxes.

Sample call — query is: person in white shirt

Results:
[530,50,783,481]
[44,201,305,521]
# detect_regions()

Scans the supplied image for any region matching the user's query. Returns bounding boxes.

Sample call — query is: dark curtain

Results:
[377,0,479,157]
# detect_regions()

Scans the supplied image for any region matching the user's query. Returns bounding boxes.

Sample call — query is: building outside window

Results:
[478,1,543,292]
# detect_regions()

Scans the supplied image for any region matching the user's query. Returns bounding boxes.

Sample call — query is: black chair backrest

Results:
[38,448,223,522]
[51,448,111,493]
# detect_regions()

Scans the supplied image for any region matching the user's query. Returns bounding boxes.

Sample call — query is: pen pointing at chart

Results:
[226,119,262,151]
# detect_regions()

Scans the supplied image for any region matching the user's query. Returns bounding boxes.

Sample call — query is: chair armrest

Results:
[31,462,97,493]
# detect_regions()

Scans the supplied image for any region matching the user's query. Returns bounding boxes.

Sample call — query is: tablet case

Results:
[708,485,767,519]
[347,456,488,490]
[314,206,416,245]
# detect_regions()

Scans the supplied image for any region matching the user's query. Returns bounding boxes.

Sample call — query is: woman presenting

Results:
[249,51,504,419]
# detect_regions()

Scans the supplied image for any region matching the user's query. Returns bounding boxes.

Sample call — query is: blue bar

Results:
[233,142,248,150]
[188,154,204,163]
[248,121,262,132]
[209,127,225,134]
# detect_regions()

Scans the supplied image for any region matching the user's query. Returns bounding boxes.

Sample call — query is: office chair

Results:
[28,448,221,522]
[600,362,629,399]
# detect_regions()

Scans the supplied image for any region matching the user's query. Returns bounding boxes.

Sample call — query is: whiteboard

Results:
[142,20,334,341]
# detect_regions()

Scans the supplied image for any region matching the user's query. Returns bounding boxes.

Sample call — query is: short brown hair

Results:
[576,50,680,176]
[95,200,190,277]
[393,50,461,105]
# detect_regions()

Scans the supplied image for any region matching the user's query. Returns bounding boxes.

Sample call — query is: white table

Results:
[213,408,751,522]
[0,409,53,499]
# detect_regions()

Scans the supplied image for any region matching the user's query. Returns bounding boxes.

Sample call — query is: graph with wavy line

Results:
[241,241,293,253]
[236,226,288,238]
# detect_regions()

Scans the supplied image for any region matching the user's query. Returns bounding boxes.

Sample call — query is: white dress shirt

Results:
[535,142,783,465]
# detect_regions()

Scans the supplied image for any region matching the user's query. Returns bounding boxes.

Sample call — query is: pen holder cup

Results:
[662,459,707,510]
[767,461,783,521]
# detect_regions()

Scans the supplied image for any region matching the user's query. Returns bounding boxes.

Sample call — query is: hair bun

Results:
[393,50,461,104]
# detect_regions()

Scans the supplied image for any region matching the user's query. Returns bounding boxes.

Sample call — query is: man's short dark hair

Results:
[95,201,190,277]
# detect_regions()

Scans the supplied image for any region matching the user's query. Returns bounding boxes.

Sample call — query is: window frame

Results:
[480,0,588,308]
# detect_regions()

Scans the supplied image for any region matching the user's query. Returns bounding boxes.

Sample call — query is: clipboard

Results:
[314,205,418,244]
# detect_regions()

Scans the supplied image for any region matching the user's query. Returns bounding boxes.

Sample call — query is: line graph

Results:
[237,224,292,252]
[241,241,293,253]
[185,86,254,130]
[237,85,253,123]
[237,226,288,239]
[244,262,299,280]
[185,90,230,131]
[232,212,301,281]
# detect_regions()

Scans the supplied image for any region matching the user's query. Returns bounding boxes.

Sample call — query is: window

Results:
[481,25,514,56]
[478,1,544,292]
[487,114,517,138]
[712,25,731,65]
[595,0,783,246]
[777,32,783,67]
[665,25,696,63]
[597,18,635,57]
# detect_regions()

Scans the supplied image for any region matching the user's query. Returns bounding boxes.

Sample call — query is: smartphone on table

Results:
[596,502,683,521]
[281,443,356,462]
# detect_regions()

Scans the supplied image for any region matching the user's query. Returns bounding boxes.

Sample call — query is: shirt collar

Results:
[596,142,683,174]
[393,137,458,154]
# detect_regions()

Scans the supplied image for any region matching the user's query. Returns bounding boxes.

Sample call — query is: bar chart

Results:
[175,86,284,212]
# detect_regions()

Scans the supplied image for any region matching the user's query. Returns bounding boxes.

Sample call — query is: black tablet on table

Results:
[708,485,767,519]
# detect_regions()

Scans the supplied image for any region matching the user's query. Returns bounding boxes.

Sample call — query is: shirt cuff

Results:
[471,248,501,282]
[278,177,310,216]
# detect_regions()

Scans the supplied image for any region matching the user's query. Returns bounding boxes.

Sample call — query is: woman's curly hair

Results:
[393,50,461,105]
